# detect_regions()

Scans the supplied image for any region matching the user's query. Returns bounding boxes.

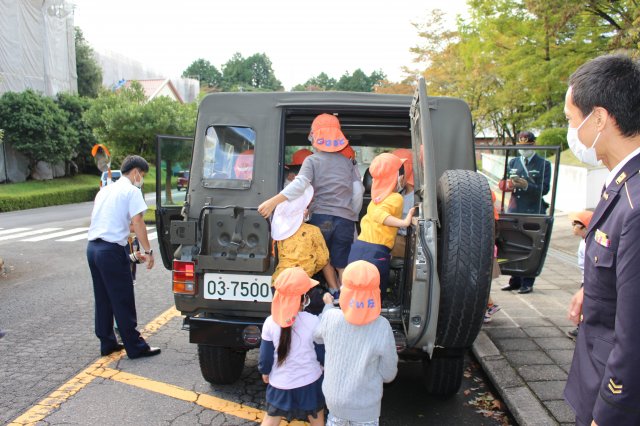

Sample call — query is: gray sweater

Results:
[314,307,398,422]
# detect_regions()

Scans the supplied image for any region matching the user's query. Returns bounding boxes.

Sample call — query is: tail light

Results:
[173,260,196,295]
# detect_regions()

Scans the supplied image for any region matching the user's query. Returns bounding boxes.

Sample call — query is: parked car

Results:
[100,170,121,188]
[176,171,189,191]
[154,80,560,395]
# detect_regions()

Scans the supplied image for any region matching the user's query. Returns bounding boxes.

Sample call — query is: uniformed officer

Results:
[563,54,640,426]
[87,155,161,359]
[500,131,551,294]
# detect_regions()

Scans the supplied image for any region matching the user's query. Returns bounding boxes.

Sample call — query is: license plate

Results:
[203,273,273,302]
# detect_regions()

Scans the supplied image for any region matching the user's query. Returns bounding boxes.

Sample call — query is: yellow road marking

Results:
[10,305,307,426]
[9,306,180,426]
[98,368,306,425]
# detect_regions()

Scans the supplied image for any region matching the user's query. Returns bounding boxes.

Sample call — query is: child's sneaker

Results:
[486,304,501,316]
[566,327,579,340]
[483,312,492,323]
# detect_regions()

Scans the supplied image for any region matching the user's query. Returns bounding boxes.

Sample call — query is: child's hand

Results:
[262,374,269,384]
[403,206,416,227]
[322,293,334,305]
[135,251,147,262]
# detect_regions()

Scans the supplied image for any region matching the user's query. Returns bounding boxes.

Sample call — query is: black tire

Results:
[197,345,246,385]
[422,355,464,396]
[436,170,494,348]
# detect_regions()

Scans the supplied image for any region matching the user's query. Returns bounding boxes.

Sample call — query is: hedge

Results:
[0,186,99,212]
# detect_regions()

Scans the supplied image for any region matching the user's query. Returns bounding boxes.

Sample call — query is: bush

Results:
[0,89,76,168]
[0,186,99,212]
[537,128,567,151]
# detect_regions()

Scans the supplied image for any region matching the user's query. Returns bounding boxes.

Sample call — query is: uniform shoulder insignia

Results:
[616,171,627,185]
[608,378,623,394]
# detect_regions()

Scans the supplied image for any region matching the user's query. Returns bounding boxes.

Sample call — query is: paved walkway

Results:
[473,212,582,426]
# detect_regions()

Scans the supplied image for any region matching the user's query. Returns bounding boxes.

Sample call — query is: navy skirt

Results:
[265,375,325,421]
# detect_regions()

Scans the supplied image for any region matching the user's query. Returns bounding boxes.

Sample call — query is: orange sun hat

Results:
[369,153,405,204]
[271,267,319,328]
[568,210,594,228]
[339,261,381,326]
[234,149,254,180]
[391,148,413,186]
[309,113,348,153]
[287,148,313,167]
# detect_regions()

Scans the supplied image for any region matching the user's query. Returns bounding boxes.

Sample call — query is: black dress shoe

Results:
[101,343,125,356]
[518,286,533,294]
[129,347,161,359]
[501,284,520,291]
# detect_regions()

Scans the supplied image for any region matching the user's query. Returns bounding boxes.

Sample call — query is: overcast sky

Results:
[71,0,469,90]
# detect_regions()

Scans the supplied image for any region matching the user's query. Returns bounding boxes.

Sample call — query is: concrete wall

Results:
[479,152,606,212]
[555,164,607,211]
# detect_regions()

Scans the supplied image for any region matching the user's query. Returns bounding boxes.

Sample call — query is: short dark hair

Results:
[121,155,149,174]
[569,54,640,137]
[518,131,536,142]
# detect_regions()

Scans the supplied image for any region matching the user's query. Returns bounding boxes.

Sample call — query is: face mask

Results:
[133,170,144,189]
[567,111,601,166]
[518,149,534,158]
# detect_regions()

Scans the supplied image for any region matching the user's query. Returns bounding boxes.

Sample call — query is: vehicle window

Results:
[476,146,556,216]
[203,126,256,181]
[157,136,193,207]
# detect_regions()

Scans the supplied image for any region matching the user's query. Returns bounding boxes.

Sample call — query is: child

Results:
[271,186,329,282]
[283,148,313,186]
[348,153,415,295]
[566,210,593,340]
[258,267,325,426]
[390,148,414,257]
[259,113,363,294]
[314,260,398,425]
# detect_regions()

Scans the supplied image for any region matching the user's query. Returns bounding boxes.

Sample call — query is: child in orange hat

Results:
[283,148,313,186]
[259,114,364,295]
[314,261,398,425]
[565,210,593,340]
[348,153,415,295]
[390,148,414,256]
[259,267,325,425]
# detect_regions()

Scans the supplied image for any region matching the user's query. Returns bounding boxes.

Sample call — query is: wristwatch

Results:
[144,249,153,256]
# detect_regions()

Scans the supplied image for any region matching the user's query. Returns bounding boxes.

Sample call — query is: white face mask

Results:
[518,149,535,158]
[133,170,144,189]
[567,111,601,166]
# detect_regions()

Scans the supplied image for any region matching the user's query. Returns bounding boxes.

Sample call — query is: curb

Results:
[472,331,559,426]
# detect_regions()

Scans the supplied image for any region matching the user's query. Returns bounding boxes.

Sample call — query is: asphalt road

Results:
[0,201,513,425]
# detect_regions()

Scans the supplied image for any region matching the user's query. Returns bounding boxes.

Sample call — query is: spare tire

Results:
[435,170,493,348]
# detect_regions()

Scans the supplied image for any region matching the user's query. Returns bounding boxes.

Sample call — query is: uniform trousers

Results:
[87,239,149,357]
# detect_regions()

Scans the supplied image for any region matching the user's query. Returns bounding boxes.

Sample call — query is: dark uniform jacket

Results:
[564,152,640,425]
[506,153,551,214]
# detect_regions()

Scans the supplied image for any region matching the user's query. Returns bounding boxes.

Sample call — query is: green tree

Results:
[0,90,76,171]
[84,82,196,164]
[292,72,337,91]
[75,27,103,98]
[334,69,386,92]
[221,52,283,91]
[182,58,223,88]
[56,92,97,173]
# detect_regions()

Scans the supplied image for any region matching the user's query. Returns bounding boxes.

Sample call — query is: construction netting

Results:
[0,0,77,96]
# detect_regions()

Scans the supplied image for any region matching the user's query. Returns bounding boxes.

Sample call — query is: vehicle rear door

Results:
[475,144,561,277]
[155,134,194,269]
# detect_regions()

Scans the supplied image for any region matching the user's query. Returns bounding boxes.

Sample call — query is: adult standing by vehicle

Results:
[500,131,551,294]
[563,54,640,426]
[86,155,161,359]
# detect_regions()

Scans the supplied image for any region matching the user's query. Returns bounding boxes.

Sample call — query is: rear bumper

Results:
[187,316,263,349]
